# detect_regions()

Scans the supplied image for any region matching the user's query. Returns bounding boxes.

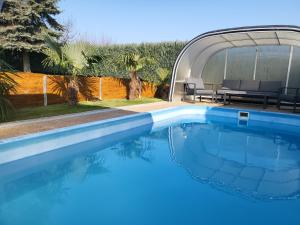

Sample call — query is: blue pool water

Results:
[0,114,300,225]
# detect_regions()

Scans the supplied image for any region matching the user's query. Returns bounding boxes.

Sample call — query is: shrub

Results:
[84,42,185,84]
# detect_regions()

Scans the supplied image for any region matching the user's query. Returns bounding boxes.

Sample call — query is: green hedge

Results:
[83,41,186,83]
[4,41,186,83]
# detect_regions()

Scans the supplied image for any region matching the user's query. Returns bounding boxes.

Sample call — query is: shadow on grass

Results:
[13,104,109,121]
[10,98,162,122]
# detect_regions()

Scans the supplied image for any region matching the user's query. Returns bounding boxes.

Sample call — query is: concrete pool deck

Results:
[0,101,297,140]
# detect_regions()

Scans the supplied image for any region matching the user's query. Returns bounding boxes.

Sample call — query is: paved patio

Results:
[0,101,297,140]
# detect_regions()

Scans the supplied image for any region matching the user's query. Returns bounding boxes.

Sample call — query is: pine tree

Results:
[0,0,63,72]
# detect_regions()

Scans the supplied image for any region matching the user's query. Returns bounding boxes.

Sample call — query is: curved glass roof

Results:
[169,25,300,101]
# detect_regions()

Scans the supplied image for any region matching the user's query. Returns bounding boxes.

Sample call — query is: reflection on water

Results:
[0,119,300,224]
[115,137,153,162]
[0,152,108,225]
[168,122,300,200]
[2,121,300,204]
[0,137,154,202]
[0,130,155,225]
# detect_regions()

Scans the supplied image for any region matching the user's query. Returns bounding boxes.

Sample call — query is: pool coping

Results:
[1,101,298,140]
[1,105,300,144]
[0,105,299,165]
[0,102,166,128]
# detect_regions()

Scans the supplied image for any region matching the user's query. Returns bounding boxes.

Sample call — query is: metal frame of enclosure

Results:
[169,25,300,101]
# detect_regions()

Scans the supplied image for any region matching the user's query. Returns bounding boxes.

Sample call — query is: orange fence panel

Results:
[6,73,157,108]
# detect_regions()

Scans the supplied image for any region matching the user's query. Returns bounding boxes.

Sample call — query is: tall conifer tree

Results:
[0,0,63,71]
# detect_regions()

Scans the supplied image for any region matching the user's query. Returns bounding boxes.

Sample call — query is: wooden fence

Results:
[7,73,157,108]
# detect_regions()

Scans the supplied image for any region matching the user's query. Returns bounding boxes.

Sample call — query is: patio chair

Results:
[183,78,215,103]
[277,88,300,113]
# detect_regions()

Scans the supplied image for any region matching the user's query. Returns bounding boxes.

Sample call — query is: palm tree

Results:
[122,52,155,100]
[42,37,90,105]
[155,67,171,99]
[0,57,18,121]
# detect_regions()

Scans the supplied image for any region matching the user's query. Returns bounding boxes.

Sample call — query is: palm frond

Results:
[122,52,157,73]
[42,35,72,75]
[0,52,17,122]
[0,96,14,121]
[156,68,170,83]
[44,35,63,60]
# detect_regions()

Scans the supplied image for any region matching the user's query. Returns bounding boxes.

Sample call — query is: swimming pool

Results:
[0,106,300,225]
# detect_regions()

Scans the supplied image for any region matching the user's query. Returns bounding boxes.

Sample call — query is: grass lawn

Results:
[13,98,162,121]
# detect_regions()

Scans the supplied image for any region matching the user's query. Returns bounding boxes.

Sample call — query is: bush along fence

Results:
[3,42,186,83]
[8,73,157,108]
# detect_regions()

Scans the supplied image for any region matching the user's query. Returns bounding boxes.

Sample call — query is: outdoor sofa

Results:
[216,79,282,108]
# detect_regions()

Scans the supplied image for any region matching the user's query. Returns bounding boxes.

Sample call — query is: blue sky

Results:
[58,0,300,44]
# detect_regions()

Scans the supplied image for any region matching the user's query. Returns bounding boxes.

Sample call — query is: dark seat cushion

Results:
[187,88,214,95]
[278,94,299,101]
[222,80,240,90]
[255,91,279,97]
[240,80,260,91]
[195,89,214,95]
[279,91,300,99]
[235,91,278,97]
[259,81,281,93]
[217,89,246,95]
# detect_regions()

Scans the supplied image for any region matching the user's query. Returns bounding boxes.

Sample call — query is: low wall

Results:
[8,73,157,108]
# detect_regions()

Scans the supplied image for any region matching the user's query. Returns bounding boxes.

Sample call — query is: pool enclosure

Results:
[169,25,300,102]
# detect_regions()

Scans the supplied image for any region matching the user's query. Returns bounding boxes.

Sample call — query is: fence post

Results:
[43,75,47,106]
[99,77,102,100]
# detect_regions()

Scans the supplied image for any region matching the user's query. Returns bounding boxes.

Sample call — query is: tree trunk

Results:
[138,78,142,99]
[129,71,139,100]
[22,51,31,72]
[67,78,79,106]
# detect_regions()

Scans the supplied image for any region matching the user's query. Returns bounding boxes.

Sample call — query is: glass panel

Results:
[226,47,256,80]
[201,45,293,88]
[256,45,290,82]
[288,46,300,89]
[201,50,225,84]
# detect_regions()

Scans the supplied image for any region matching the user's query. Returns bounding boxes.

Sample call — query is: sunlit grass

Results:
[12,98,162,121]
